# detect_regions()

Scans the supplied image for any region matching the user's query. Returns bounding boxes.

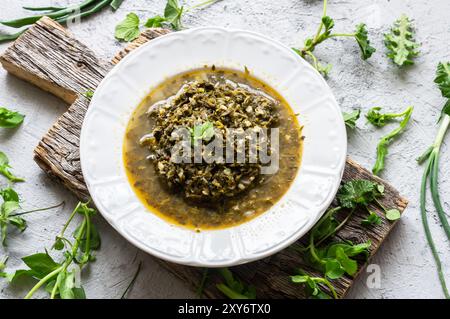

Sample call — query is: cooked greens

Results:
[142,79,279,201]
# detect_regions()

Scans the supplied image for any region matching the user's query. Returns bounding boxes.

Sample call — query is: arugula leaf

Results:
[343,109,361,129]
[0,151,24,182]
[0,107,25,128]
[354,23,376,60]
[190,122,215,144]
[372,106,413,175]
[216,268,256,299]
[110,0,124,11]
[434,62,450,99]
[164,0,184,31]
[337,180,383,209]
[145,16,167,28]
[361,211,382,226]
[384,15,420,66]
[115,13,141,42]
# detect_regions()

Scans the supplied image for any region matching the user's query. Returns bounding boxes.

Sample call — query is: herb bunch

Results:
[0,0,125,44]
[384,15,420,67]
[367,106,414,175]
[417,62,450,299]
[0,202,100,299]
[115,0,218,42]
[292,0,375,76]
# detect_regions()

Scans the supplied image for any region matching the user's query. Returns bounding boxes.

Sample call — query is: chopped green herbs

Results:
[0,107,25,128]
[343,109,361,129]
[0,152,24,183]
[216,268,256,299]
[370,106,413,175]
[0,202,100,299]
[293,0,375,76]
[417,62,450,299]
[384,15,420,67]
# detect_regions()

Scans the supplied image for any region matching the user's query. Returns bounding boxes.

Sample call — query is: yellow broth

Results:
[123,67,303,230]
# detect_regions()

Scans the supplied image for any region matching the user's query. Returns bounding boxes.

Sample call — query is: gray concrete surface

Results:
[0,0,449,299]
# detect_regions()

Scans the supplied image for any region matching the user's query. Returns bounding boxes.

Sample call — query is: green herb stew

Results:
[124,67,303,230]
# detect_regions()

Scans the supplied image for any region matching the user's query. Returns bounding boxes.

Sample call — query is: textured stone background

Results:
[0,0,449,299]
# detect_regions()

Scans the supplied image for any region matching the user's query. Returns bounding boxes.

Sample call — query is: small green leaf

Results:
[8,216,27,232]
[0,151,24,182]
[83,90,94,99]
[335,247,358,276]
[0,107,25,128]
[361,211,382,226]
[115,13,141,42]
[325,259,344,279]
[354,23,376,60]
[343,109,361,129]
[386,209,401,221]
[0,187,19,202]
[145,16,166,28]
[384,15,420,67]
[21,253,60,278]
[191,122,215,144]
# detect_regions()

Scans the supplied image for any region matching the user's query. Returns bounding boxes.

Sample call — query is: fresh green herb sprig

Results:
[1,202,100,299]
[369,106,414,175]
[216,268,256,299]
[384,15,420,67]
[0,186,64,246]
[417,62,450,299]
[293,0,375,76]
[343,109,361,129]
[291,271,337,299]
[0,107,25,128]
[0,152,24,183]
[115,0,218,42]
[0,0,125,44]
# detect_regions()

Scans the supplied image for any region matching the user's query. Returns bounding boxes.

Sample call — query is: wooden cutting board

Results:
[0,17,408,299]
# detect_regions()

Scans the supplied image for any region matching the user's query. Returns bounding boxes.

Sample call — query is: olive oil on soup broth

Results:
[124,67,302,230]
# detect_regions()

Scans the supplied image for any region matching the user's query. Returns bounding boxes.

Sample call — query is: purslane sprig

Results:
[0,0,125,44]
[417,62,450,299]
[292,0,376,76]
[115,0,218,42]
[1,202,100,299]
[369,106,413,175]
[384,15,420,67]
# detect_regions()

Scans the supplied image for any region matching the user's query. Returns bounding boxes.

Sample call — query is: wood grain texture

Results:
[0,17,408,299]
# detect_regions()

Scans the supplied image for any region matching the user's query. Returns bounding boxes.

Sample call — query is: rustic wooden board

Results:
[0,17,408,299]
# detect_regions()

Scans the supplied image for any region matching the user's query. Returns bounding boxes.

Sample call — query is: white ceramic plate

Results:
[80,27,347,267]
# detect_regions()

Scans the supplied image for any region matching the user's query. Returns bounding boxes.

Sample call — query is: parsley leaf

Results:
[354,23,376,60]
[384,15,420,67]
[343,109,361,129]
[0,151,24,182]
[337,180,383,209]
[0,107,25,128]
[115,13,141,42]
[372,106,413,175]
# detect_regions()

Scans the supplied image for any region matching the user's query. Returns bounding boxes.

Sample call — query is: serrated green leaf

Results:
[384,15,420,67]
[337,180,382,209]
[115,13,141,42]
